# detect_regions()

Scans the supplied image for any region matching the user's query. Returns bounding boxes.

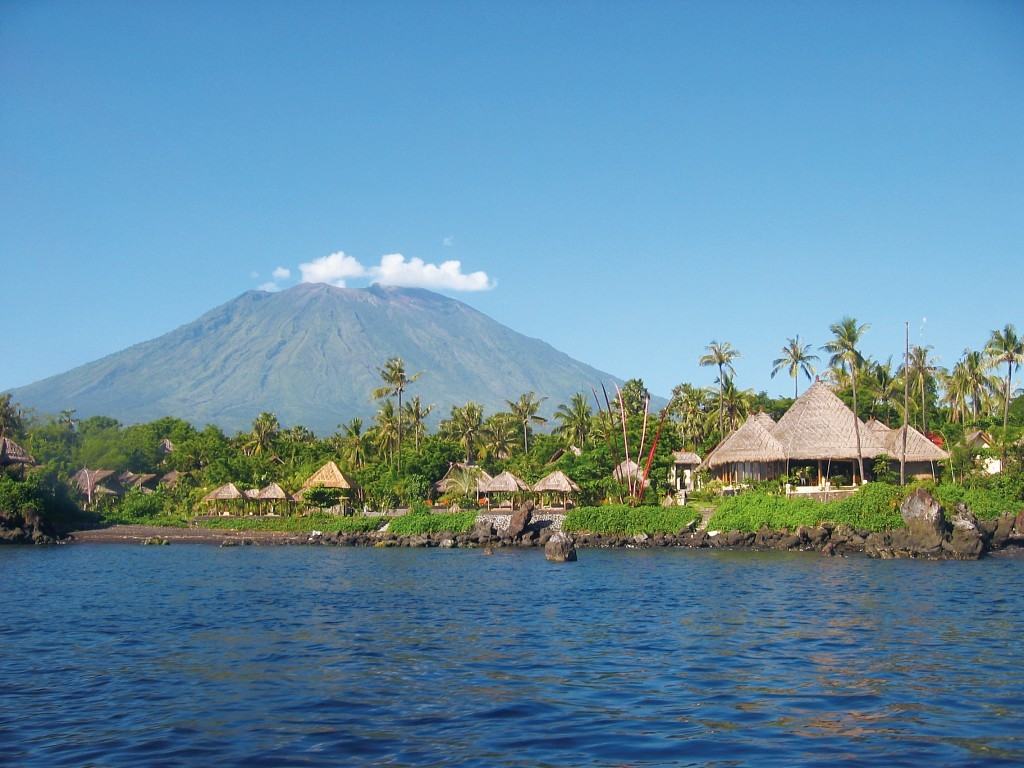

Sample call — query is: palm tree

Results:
[958,349,998,422]
[708,375,753,433]
[402,396,434,451]
[481,413,518,461]
[941,364,970,425]
[506,392,547,453]
[373,400,400,464]
[867,358,901,423]
[699,341,740,437]
[0,394,24,438]
[986,324,1023,449]
[554,393,593,447]
[372,357,422,473]
[339,418,371,469]
[771,335,819,398]
[443,402,484,464]
[670,383,712,449]
[905,345,939,434]
[245,412,280,457]
[822,317,869,483]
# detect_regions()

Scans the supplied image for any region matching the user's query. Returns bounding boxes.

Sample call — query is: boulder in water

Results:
[544,531,577,562]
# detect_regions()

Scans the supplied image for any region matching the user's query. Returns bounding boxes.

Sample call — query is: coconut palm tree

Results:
[986,324,1023,448]
[554,393,593,447]
[903,345,939,434]
[867,358,902,423]
[771,335,819,398]
[372,357,422,473]
[339,418,371,469]
[402,396,434,451]
[670,383,712,449]
[822,317,869,483]
[443,402,484,464]
[245,412,280,457]
[373,400,400,464]
[958,349,999,422]
[699,341,740,437]
[708,376,753,434]
[481,413,518,461]
[506,392,547,453]
[941,364,971,425]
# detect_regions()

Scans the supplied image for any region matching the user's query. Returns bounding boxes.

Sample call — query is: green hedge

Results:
[932,484,1023,520]
[197,514,383,533]
[387,511,477,535]
[707,484,905,533]
[563,505,697,535]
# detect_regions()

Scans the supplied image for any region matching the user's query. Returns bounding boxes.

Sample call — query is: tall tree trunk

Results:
[851,362,865,483]
[718,363,724,437]
[397,389,403,474]
[523,421,529,454]
[1004,364,1013,460]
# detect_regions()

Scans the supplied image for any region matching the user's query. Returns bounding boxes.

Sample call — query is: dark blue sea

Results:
[2,545,1022,767]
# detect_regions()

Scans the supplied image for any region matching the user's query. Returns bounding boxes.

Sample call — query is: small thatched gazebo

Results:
[71,468,122,506]
[0,437,35,468]
[702,415,787,484]
[299,461,355,513]
[481,470,530,509]
[532,470,581,510]
[202,482,244,515]
[257,483,289,515]
[671,451,702,494]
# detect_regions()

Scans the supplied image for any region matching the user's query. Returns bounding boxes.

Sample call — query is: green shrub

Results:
[931,483,1024,520]
[707,484,905,533]
[388,510,477,535]
[198,514,382,533]
[563,505,697,535]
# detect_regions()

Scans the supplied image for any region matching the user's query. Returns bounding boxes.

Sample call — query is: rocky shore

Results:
[63,490,1024,561]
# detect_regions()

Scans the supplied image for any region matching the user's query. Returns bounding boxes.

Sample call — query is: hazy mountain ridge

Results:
[10,283,628,434]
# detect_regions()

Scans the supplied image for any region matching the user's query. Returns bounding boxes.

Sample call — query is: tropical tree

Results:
[373,400,400,464]
[904,345,939,434]
[822,317,869,483]
[958,349,998,421]
[0,394,24,438]
[506,392,547,453]
[669,383,712,449]
[619,379,651,417]
[402,396,434,451]
[339,418,371,469]
[986,324,1023,446]
[554,393,593,447]
[481,413,519,461]
[245,412,280,457]
[699,341,740,437]
[372,357,422,473]
[707,376,753,434]
[442,402,484,464]
[771,335,819,398]
[866,358,901,423]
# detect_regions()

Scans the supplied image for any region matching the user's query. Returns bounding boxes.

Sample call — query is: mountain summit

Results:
[10,283,623,433]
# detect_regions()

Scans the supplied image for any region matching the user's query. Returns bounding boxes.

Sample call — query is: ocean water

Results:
[1,545,1022,767]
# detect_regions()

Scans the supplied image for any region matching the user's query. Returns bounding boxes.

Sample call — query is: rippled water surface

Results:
[2,545,1023,766]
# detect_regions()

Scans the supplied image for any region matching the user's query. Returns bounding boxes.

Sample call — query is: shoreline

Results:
[66,518,1024,560]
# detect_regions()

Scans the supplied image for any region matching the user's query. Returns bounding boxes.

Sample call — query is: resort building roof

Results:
[481,470,530,493]
[301,461,353,491]
[883,425,950,462]
[771,381,885,460]
[202,483,243,502]
[702,415,787,469]
[532,470,581,494]
[0,437,34,466]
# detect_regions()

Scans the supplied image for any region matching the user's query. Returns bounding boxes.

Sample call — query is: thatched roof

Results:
[435,462,492,493]
[159,470,183,488]
[612,459,642,481]
[883,425,950,462]
[482,470,530,493]
[301,461,353,491]
[865,418,892,439]
[72,468,120,496]
[702,415,786,469]
[203,482,243,501]
[0,437,35,466]
[533,470,581,494]
[964,429,994,449]
[752,412,776,430]
[771,382,885,460]
[257,483,288,500]
[243,488,261,500]
[672,451,702,465]
[119,471,158,489]
[158,438,175,454]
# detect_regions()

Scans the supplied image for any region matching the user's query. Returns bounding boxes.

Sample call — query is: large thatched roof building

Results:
[702,381,948,485]
[0,437,34,467]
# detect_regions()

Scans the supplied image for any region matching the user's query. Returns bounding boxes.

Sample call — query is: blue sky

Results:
[2,0,1022,399]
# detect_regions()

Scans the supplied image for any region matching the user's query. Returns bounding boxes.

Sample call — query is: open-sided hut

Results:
[532,470,581,509]
[702,415,787,483]
[434,462,493,500]
[202,482,244,515]
[612,459,649,488]
[0,437,35,469]
[256,483,289,515]
[481,471,530,509]
[670,451,702,494]
[299,461,355,513]
[71,468,122,506]
[881,425,949,480]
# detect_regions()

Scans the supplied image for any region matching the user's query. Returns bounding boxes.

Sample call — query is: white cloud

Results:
[272,266,291,281]
[257,281,281,292]
[298,251,367,287]
[296,250,495,292]
[372,253,495,291]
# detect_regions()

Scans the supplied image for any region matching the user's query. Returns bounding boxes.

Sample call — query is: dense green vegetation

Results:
[197,515,383,533]
[387,510,478,536]
[564,505,698,535]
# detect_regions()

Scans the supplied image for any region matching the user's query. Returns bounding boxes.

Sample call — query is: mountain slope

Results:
[10,283,627,434]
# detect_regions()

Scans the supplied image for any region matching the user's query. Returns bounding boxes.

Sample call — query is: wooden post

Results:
[901,321,909,486]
